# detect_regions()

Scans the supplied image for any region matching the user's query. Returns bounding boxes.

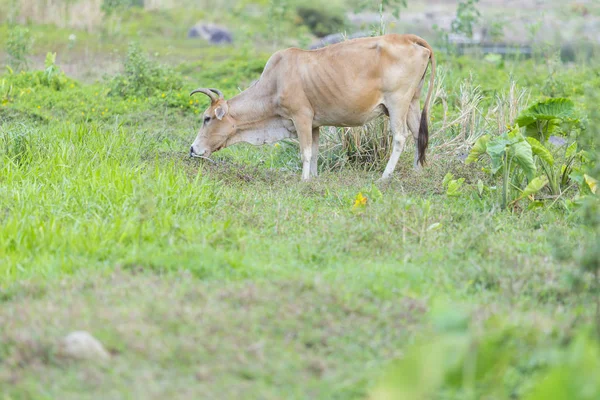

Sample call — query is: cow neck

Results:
[228,81,276,132]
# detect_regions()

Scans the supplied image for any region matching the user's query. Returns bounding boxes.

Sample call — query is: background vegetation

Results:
[0,0,599,398]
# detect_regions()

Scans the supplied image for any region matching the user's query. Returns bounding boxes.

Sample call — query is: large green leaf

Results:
[465,135,491,164]
[516,98,577,141]
[509,138,536,180]
[515,176,549,202]
[486,135,512,175]
[526,137,554,166]
[515,98,576,127]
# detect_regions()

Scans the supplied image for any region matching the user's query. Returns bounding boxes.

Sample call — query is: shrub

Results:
[101,0,144,16]
[6,25,33,72]
[107,42,183,98]
[295,6,346,38]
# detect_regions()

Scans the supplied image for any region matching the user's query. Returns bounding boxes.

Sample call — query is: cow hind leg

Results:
[310,128,319,177]
[380,100,411,181]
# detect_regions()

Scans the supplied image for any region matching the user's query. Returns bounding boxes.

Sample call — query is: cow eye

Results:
[204,116,210,124]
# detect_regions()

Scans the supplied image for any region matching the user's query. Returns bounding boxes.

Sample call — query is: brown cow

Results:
[189,33,435,181]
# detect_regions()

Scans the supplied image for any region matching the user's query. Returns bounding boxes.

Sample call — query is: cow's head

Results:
[189,88,235,158]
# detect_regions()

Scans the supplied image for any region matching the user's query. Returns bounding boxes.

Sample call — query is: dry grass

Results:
[7,0,104,30]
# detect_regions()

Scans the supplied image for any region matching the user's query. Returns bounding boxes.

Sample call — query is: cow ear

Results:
[214,103,228,120]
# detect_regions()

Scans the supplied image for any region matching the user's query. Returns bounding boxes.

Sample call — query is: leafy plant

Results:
[443,172,465,197]
[40,52,68,91]
[466,127,545,209]
[352,0,407,19]
[524,332,600,400]
[6,25,33,72]
[451,0,481,39]
[296,6,346,38]
[101,0,144,16]
[107,42,183,98]
[515,98,580,143]
[369,306,600,400]
[515,98,588,196]
[267,0,292,46]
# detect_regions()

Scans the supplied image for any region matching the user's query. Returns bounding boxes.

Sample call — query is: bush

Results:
[101,0,144,16]
[295,7,346,38]
[6,25,33,72]
[107,42,184,98]
[2,52,70,93]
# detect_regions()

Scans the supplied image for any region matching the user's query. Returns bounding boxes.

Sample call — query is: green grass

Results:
[1,6,599,398]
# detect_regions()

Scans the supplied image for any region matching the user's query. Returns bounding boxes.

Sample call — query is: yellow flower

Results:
[162,93,166,98]
[92,108,95,112]
[37,106,41,109]
[353,192,367,208]
[189,100,193,105]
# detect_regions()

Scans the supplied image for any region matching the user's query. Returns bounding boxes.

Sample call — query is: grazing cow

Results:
[189,33,435,181]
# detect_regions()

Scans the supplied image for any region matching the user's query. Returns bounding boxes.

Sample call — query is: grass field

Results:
[1,1,599,399]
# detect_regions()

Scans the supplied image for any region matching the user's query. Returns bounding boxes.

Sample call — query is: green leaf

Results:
[443,172,454,187]
[477,180,484,196]
[509,139,536,180]
[526,137,554,166]
[486,136,512,175]
[515,98,576,127]
[516,176,548,201]
[446,178,465,197]
[565,141,578,159]
[465,135,490,164]
[516,98,577,141]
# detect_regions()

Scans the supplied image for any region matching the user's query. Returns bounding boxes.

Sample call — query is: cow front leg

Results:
[293,117,314,181]
[310,128,320,178]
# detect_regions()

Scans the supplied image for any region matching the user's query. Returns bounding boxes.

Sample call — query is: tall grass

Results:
[0,121,218,280]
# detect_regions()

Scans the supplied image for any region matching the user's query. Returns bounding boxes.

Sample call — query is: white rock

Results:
[60,331,110,361]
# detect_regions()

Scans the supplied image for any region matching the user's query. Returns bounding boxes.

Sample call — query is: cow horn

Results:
[189,88,218,102]
[209,88,224,99]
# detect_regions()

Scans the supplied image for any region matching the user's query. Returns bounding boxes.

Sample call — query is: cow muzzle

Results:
[189,145,208,158]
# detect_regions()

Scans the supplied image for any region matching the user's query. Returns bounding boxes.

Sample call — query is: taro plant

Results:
[443,172,465,197]
[515,98,589,196]
[466,126,548,210]
[515,98,580,144]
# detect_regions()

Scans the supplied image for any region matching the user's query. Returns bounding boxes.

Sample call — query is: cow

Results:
[189,33,436,181]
